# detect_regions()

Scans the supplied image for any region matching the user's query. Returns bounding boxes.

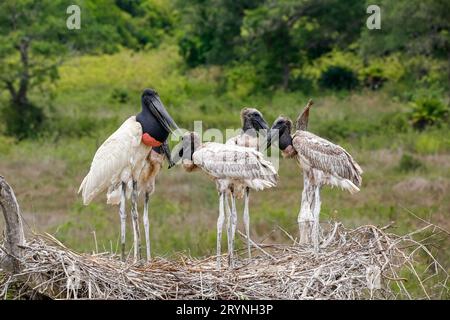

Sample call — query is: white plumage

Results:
[79,88,178,263]
[79,116,150,205]
[224,107,270,259]
[193,142,277,190]
[181,132,277,268]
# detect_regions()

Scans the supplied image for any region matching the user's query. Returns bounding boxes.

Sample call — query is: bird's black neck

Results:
[242,117,253,132]
[278,129,293,150]
[242,118,258,137]
[136,106,169,145]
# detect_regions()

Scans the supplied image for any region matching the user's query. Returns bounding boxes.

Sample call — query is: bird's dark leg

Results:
[229,191,237,268]
[143,192,151,261]
[216,192,225,269]
[119,182,127,261]
[243,187,251,259]
[131,180,141,262]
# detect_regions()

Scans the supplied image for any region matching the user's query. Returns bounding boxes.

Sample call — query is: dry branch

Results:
[0,176,25,273]
[1,222,448,300]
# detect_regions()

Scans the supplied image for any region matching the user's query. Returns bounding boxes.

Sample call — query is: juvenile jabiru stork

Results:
[267,100,363,251]
[225,108,270,258]
[78,89,179,262]
[180,132,278,268]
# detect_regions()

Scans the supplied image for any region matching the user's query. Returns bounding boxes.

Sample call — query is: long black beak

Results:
[146,95,180,135]
[161,141,175,169]
[266,124,282,150]
[266,130,274,150]
[255,117,269,131]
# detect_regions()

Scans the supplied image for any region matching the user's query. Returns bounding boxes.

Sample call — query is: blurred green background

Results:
[0,0,449,296]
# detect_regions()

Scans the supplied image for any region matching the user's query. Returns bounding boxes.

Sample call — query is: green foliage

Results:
[397,154,424,172]
[360,55,405,90]
[178,0,258,67]
[318,66,359,91]
[0,135,15,156]
[0,0,176,139]
[409,97,449,130]
[223,63,258,98]
[414,132,450,155]
[380,112,410,133]
[1,102,45,139]
[111,88,130,104]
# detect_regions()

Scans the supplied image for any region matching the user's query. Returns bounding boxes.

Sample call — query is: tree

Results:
[178,0,259,67]
[360,0,450,97]
[0,0,174,139]
[241,0,365,90]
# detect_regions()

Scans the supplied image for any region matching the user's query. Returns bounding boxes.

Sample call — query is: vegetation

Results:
[0,0,449,297]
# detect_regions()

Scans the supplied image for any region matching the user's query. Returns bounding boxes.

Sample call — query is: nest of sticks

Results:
[0,221,448,300]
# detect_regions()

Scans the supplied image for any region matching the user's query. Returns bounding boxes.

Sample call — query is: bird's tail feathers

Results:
[78,175,87,195]
[341,179,360,194]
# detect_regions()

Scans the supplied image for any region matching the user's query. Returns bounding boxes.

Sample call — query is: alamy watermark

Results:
[66,5,81,30]
[66,4,381,31]
[366,5,381,30]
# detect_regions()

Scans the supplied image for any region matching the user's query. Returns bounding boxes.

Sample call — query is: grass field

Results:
[0,46,449,274]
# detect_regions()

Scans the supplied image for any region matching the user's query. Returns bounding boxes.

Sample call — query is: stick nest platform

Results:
[1,222,448,300]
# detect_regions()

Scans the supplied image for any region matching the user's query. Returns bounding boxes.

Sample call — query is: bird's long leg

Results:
[143,192,151,262]
[130,180,141,262]
[312,185,322,253]
[298,173,314,244]
[225,192,232,262]
[119,182,127,261]
[216,192,225,269]
[229,191,237,268]
[243,187,251,259]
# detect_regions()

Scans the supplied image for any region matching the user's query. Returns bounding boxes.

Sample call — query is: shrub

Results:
[111,88,130,104]
[409,97,449,130]
[359,55,405,90]
[397,154,424,172]
[414,133,448,155]
[1,102,46,140]
[318,66,359,90]
[0,135,15,156]
[381,112,410,133]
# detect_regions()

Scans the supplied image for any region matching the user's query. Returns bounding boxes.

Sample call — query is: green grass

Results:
[0,47,449,297]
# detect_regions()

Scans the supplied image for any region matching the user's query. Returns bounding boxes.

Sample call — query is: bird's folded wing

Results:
[293,131,363,186]
[193,143,277,183]
[78,116,144,205]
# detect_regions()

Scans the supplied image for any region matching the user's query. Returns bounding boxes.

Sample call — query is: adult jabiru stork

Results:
[78,89,179,262]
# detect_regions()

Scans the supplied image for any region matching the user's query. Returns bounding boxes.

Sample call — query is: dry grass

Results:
[1,222,448,300]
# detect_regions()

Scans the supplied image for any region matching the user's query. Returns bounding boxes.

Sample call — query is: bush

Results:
[397,154,424,172]
[0,135,15,156]
[409,97,449,130]
[1,102,46,140]
[381,112,410,133]
[224,63,258,98]
[359,55,405,90]
[414,133,448,155]
[316,117,380,141]
[111,88,130,104]
[318,66,359,90]
[45,115,106,139]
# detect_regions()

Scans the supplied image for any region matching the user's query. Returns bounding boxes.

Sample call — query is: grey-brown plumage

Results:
[180,132,277,268]
[269,100,363,249]
[225,107,270,259]
[293,131,362,190]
